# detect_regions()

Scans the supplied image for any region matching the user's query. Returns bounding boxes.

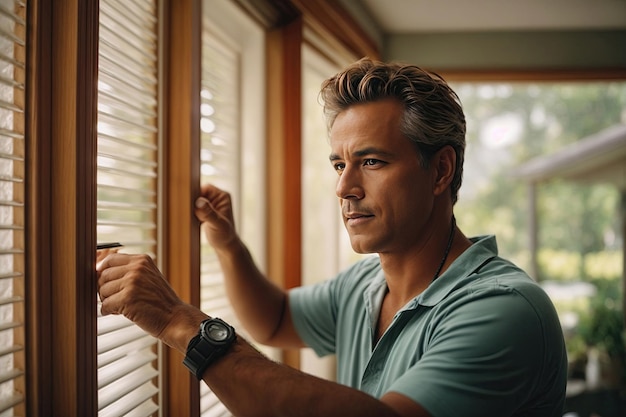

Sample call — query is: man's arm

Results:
[194,184,302,347]
[202,335,430,417]
[96,253,430,417]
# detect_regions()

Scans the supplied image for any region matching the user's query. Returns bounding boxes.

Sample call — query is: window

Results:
[300,45,348,380]
[452,80,625,413]
[0,1,26,415]
[96,1,160,415]
[199,1,268,415]
[20,0,377,414]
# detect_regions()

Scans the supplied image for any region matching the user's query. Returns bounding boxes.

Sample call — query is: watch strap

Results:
[183,318,236,379]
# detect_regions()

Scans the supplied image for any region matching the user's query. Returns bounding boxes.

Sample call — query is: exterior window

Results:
[452,81,626,408]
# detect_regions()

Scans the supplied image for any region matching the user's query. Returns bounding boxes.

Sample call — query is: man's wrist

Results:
[159,304,209,353]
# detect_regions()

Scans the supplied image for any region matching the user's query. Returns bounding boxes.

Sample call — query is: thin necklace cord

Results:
[432,216,456,282]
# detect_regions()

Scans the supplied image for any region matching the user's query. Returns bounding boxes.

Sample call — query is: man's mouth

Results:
[344,212,374,226]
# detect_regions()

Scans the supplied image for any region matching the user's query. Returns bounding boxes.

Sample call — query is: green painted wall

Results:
[383,30,626,71]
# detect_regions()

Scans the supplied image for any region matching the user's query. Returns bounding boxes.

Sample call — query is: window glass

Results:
[300,46,367,380]
[452,81,625,415]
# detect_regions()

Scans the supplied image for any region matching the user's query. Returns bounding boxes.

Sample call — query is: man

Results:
[97,59,568,416]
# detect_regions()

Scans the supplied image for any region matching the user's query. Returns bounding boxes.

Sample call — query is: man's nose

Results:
[336,165,364,200]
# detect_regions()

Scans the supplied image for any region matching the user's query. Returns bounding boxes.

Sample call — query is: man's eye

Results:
[333,163,345,173]
[363,159,380,166]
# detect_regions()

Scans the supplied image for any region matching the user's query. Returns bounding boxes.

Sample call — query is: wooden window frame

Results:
[161,0,202,415]
[24,0,377,415]
[27,0,100,415]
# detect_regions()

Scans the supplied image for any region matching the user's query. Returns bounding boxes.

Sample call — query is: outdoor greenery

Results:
[451,81,626,388]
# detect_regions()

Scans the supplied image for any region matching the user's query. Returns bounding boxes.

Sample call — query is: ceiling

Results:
[358,0,626,33]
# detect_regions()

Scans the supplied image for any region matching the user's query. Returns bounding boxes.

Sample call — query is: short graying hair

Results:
[320,58,466,204]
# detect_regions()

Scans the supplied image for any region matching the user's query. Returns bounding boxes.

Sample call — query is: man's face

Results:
[329,99,436,255]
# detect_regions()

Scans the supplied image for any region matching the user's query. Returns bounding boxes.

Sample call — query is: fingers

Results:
[194,193,230,224]
[194,196,216,222]
[96,247,120,263]
[96,252,133,275]
[194,185,237,251]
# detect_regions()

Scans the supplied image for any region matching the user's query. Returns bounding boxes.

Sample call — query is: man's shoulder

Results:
[338,255,381,279]
[328,255,382,296]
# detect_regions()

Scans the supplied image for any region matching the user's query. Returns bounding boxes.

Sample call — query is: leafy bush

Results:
[537,249,621,282]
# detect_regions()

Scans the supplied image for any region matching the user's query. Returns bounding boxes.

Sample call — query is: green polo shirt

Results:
[289,235,567,417]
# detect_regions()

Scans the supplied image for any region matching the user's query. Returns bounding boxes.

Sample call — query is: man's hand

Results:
[96,253,206,352]
[194,184,238,251]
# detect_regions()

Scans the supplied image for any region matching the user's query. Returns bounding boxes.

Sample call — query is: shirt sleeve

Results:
[289,277,340,357]
[288,257,380,358]
[388,284,566,417]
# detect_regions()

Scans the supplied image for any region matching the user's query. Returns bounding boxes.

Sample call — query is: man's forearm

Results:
[202,338,401,417]
[213,237,290,345]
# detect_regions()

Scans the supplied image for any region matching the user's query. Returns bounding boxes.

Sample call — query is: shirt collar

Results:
[416,235,498,307]
[364,235,500,314]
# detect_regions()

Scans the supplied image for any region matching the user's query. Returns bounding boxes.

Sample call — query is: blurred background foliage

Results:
[451,81,625,390]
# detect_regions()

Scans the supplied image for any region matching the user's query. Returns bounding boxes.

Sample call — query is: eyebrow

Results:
[329,147,394,162]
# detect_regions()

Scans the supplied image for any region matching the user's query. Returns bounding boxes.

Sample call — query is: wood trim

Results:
[26,0,53,415]
[266,17,303,370]
[46,0,99,415]
[438,68,626,82]
[163,0,202,415]
[235,0,379,60]
[290,0,379,60]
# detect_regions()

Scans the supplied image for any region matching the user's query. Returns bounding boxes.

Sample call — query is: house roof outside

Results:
[512,124,626,190]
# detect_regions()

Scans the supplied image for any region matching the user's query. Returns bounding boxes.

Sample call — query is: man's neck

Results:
[378,228,473,307]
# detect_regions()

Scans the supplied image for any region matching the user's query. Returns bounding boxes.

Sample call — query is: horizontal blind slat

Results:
[97,110,158,134]
[98,335,156,368]
[0,4,26,26]
[97,89,157,120]
[0,392,24,414]
[98,151,157,169]
[0,127,24,139]
[122,400,160,417]
[0,272,22,279]
[98,201,156,212]
[0,97,23,112]
[98,323,153,353]
[98,183,156,196]
[98,132,157,151]
[97,311,136,333]
[0,295,22,305]
[0,368,23,385]
[99,372,159,411]
[0,321,21,332]
[98,349,157,388]
[99,383,159,417]
[0,344,22,358]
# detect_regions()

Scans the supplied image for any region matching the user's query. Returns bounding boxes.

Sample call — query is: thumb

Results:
[194,196,232,228]
[194,197,215,222]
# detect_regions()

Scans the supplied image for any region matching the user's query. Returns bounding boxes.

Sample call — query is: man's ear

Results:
[432,145,456,197]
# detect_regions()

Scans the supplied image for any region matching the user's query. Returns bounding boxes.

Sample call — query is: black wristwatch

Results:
[183,317,237,379]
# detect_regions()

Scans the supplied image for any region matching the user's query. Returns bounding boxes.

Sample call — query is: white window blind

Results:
[0,1,26,415]
[199,1,268,414]
[199,20,241,417]
[96,1,159,416]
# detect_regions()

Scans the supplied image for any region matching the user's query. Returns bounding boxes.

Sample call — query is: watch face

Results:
[207,322,230,341]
